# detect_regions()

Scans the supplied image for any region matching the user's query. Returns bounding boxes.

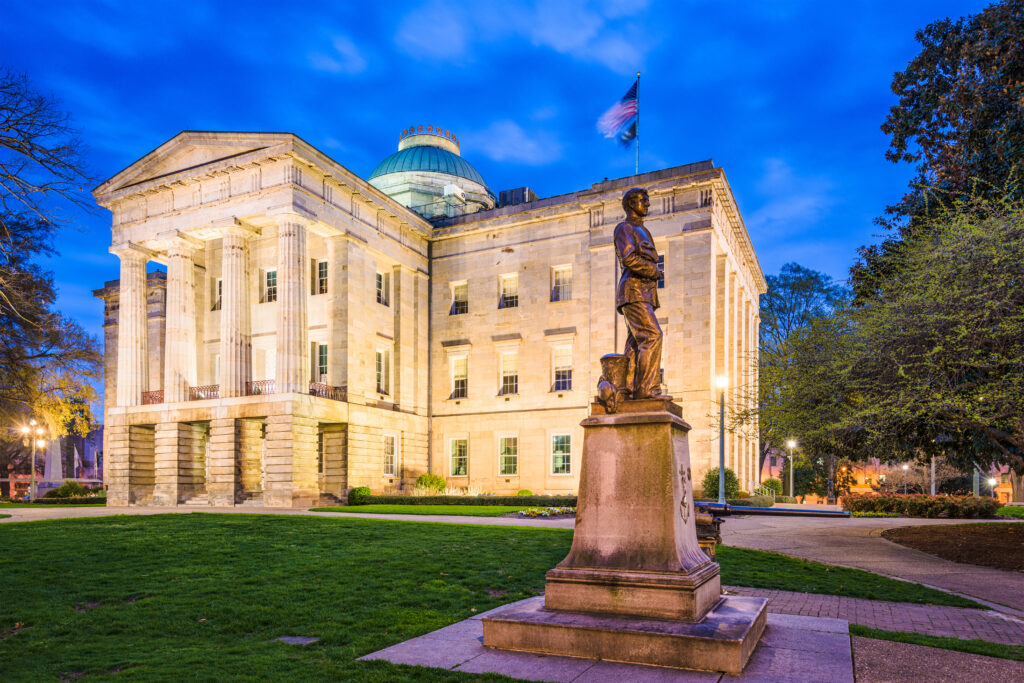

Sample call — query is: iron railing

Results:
[309,382,346,401]
[246,379,275,396]
[188,384,220,400]
[141,391,164,405]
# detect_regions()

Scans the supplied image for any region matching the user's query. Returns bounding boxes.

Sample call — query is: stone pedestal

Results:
[482,398,766,674]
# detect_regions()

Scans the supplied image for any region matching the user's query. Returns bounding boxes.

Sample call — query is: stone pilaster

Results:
[263,414,318,507]
[207,418,240,506]
[325,236,346,389]
[238,419,264,494]
[219,229,253,397]
[153,421,193,505]
[105,423,131,506]
[128,425,155,504]
[275,218,309,394]
[164,239,198,403]
[111,245,150,406]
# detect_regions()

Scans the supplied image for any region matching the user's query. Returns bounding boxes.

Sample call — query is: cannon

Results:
[694,503,850,561]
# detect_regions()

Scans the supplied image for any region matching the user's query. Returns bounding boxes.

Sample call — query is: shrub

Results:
[997,505,1024,519]
[30,497,105,505]
[516,489,533,496]
[414,473,446,492]
[842,493,1000,518]
[701,467,740,499]
[347,487,372,505]
[762,478,783,495]
[729,495,774,508]
[355,494,577,507]
[775,495,799,504]
[44,481,92,498]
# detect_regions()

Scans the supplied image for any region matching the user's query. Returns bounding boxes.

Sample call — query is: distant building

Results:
[94,129,764,508]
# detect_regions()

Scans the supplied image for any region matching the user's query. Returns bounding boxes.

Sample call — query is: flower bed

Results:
[517,506,576,518]
[842,493,999,518]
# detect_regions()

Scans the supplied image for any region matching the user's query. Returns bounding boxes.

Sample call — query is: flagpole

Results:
[635,71,640,176]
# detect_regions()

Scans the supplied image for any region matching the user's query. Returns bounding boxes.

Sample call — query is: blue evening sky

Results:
[1,0,987,344]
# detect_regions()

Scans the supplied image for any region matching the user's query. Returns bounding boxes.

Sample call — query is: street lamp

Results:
[19,420,46,500]
[786,439,796,498]
[716,376,728,504]
[987,477,998,498]
[902,463,909,495]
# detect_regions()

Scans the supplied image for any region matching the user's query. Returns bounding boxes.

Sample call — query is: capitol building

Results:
[94,127,764,508]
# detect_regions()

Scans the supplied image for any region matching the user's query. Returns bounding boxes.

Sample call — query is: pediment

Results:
[95,131,295,199]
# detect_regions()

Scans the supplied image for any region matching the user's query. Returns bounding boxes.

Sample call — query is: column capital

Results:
[211,217,260,240]
[110,241,158,260]
[266,204,316,227]
[159,231,204,256]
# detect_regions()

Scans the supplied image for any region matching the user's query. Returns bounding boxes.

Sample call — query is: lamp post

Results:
[902,463,909,495]
[987,477,998,499]
[716,376,728,505]
[20,420,46,500]
[786,439,796,498]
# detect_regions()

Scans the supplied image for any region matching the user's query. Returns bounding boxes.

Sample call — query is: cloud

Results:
[746,158,834,239]
[393,0,654,71]
[461,120,563,165]
[309,35,367,74]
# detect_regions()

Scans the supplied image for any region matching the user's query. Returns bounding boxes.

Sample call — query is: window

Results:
[450,281,468,315]
[263,269,278,303]
[451,356,468,399]
[375,349,390,394]
[500,352,518,395]
[865,476,872,486]
[499,436,518,476]
[553,346,572,391]
[1002,473,1010,484]
[317,431,324,474]
[499,274,518,309]
[657,255,665,289]
[316,261,328,295]
[700,189,713,207]
[376,271,390,306]
[551,434,571,475]
[383,434,396,475]
[317,344,328,380]
[551,266,572,302]
[211,278,222,311]
[450,438,468,477]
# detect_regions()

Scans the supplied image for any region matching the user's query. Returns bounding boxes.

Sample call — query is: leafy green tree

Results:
[855,1,1024,299]
[847,196,1024,501]
[752,263,848,471]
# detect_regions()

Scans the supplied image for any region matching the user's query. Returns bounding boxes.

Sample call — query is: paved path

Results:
[721,514,1024,614]
[725,585,1024,647]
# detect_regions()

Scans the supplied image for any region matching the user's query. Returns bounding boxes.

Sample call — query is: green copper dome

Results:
[369,144,490,190]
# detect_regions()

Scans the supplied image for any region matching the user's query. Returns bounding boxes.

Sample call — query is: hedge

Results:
[30,497,106,505]
[694,496,775,508]
[351,494,578,507]
[842,493,999,518]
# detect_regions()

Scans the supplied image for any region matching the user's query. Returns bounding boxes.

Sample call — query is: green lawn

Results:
[0,513,9,519]
[718,545,979,608]
[849,624,1024,662]
[311,505,529,517]
[0,515,981,680]
[997,505,1024,518]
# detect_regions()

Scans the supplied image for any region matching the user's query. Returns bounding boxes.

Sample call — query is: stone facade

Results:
[94,131,764,507]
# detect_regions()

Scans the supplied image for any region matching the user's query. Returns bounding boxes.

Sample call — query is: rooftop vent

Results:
[498,187,539,208]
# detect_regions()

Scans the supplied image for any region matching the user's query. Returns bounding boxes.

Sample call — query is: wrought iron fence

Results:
[188,384,219,400]
[309,382,346,401]
[141,391,163,405]
[246,379,275,396]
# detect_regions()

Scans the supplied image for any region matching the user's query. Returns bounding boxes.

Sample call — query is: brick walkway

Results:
[724,585,1024,647]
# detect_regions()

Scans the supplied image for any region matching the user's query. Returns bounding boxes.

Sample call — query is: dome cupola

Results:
[368,125,495,219]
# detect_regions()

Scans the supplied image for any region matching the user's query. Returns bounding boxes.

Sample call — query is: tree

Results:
[0,68,100,492]
[848,196,1024,501]
[749,263,852,474]
[700,467,740,499]
[854,1,1024,298]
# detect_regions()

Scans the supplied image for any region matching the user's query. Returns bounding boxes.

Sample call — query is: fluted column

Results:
[219,228,253,397]
[112,244,150,407]
[164,238,198,403]
[275,218,309,394]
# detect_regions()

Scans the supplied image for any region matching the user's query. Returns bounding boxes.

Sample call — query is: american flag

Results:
[597,79,638,147]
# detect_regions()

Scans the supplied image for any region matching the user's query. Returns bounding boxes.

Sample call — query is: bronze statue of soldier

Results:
[614,187,670,400]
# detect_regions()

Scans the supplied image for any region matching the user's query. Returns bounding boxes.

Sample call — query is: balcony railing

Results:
[310,382,346,401]
[246,379,275,396]
[189,384,220,400]
[141,391,164,405]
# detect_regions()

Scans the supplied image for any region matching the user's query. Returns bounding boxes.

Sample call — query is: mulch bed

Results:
[881,523,1024,572]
